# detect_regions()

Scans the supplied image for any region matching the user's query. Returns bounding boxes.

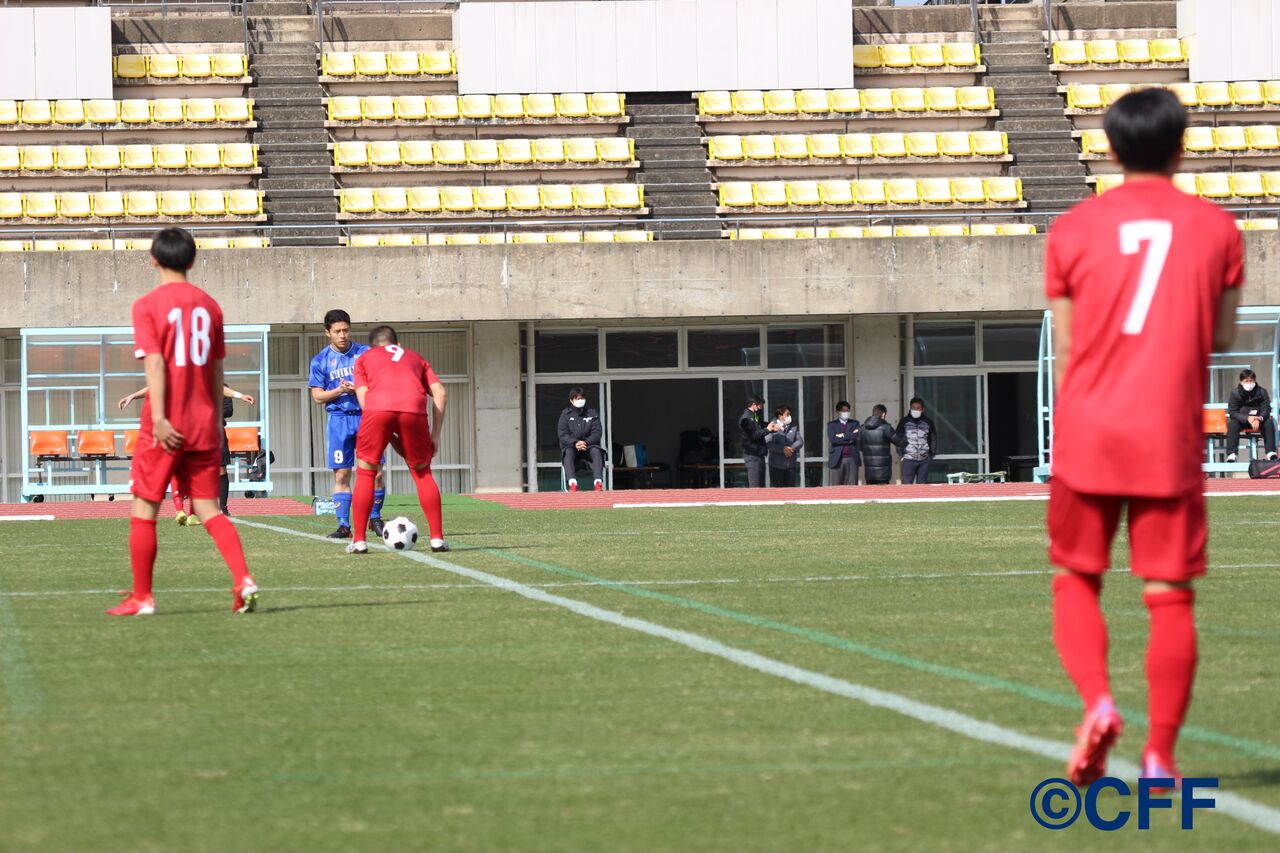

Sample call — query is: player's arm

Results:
[428,382,447,446]
[1049,297,1073,391]
[355,384,368,409]
[117,386,148,409]
[145,354,184,451]
[223,384,255,406]
[1213,287,1241,352]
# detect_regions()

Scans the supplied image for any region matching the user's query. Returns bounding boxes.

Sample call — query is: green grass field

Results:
[2,495,1279,851]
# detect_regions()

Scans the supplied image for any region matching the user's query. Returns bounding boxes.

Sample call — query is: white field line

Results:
[239,518,1280,836]
[0,516,55,522]
[613,489,1280,510]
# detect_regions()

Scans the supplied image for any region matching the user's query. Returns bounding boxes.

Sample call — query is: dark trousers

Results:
[745,454,766,488]
[563,446,604,484]
[769,465,797,487]
[1226,416,1277,455]
[902,458,931,484]
[829,457,859,486]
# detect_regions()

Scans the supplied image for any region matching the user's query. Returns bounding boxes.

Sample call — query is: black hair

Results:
[369,324,398,345]
[748,394,765,407]
[1103,88,1187,173]
[836,400,851,411]
[775,405,792,418]
[910,397,924,407]
[149,227,196,272]
[873,404,888,417]
[1241,369,1258,381]
[323,309,352,330]
[568,386,585,399]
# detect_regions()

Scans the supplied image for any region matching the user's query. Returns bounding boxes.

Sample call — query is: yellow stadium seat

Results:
[499,138,533,164]
[1199,82,1231,107]
[160,190,193,217]
[861,89,895,113]
[218,98,252,123]
[52,100,84,125]
[374,187,408,213]
[59,192,91,218]
[0,240,28,251]
[828,225,864,239]
[925,87,959,112]
[893,88,927,112]
[0,146,17,171]
[193,189,226,217]
[185,98,217,123]
[1243,218,1279,230]
[1231,172,1265,198]
[426,95,459,120]
[1184,127,1216,152]
[1264,82,1280,105]
[582,230,613,244]
[409,186,442,213]
[524,94,557,119]
[115,54,148,78]
[999,224,1039,236]
[439,186,473,213]
[380,234,416,247]
[1247,125,1280,151]
[1215,126,1249,152]
[557,93,589,118]
[906,132,940,157]
[958,87,995,112]
[62,240,95,251]
[818,180,854,206]
[1119,39,1153,64]
[387,51,420,76]
[328,97,362,122]
[460,94,494,120]
[394,95,428,120]
[85,100,119,124]
[0,193,22,218]
[532,138,566,164]
[1152,39,1186,63]
[55,145,88,171]
[507,185,541,211]
[945,43,981,67]
[933,224,969,238]
[1264,173,1280,196]
[896,225,932,238]
[984,177,1022,203]
[354,52,388,77]
[598,138,633,163]
[953,178,987,204]
[21,100,52,125]
[797,90,831,114]
[614,230,652,243]
[213,53,247,77]
[732,91,766,116]
[1232,81,1265,107]
[148,54,181,78]
[574,184,607,209]
[607,184,642,209]
[122,145,155,171]
[831,89,862,114]
[423,233,447,246]
[1067,84,1104,111]
[152,99,185,123]
[840,133,875,159]
[874,133,907,158]
[370,140,402,167]
[776,134,808,159]
[751,182,787,206]
[886,178,920,205]
[447,233,482,246]
[912,44,945,68]
[541,185,576,210]
[435,140,468,165]
[1101,84,1133,107]
[494,94,525,119]
[363,96,395,121]
[807,134,841,159]
[854,179,887,205]
[1080,128,1111,155]
[1086,40,1121,64]
[1167,82,1199,107]
[1,101,21,125]
[334,141,369,168]
[971,131,1008,157]
[348,234,381,247]
[881,44,915,68]
[181,54,212,78]
[420,50,454,76]
[156,143,189,169]
[1093,174,1122,195]
[926,175,957,202]
[765,90,798,114]
[402,140,435,166]
[589,93,625,117]
[699,91,733,116]
[227,190,261,216]
[476,186,509,212]
[511,231,547,244]
[125,191,160,217]
[719,182,754,207]
[541,231,578,244]
[223,143,256,169]
[763,228,799,240]
[563,137,598,164]
[197,238,230,250]
[32,240,59,251]
[786,181,820,205]
[853,44,883,69]
[939,131,972,157]
[742,135,777,160]
[468,139,502,165]
[22,146,55,171]
[1053,41,1088,65]
[1172,173,1196,194]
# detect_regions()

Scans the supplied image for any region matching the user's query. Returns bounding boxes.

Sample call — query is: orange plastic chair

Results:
[76,430,116,457]
[123,429,140,456]
[30,430,70,458]
[1202,409,1228,435]
[225,426,260,455]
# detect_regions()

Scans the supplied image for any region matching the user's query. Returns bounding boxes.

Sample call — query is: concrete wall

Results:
[4,234,1279,329]
[471,321,523,492]
[1178,0,1280,83]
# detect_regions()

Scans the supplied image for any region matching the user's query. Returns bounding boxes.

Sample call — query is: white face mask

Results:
[910,410,923,419]
[838,412,849,422]
[783,416,792,426]
[571,399,586,409]
[1243,382,1257,392]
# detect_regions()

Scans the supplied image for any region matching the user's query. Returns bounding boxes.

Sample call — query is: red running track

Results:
[0,498,311,520]
[471,478,1280,511]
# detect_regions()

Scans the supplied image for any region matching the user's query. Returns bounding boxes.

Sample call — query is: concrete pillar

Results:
[471,321,523,493]
[852,314,903,483]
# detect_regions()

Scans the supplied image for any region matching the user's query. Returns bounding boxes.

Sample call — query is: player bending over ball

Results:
[1045,88,1242,786]
[346,325,449,555]
[108,227,259,616]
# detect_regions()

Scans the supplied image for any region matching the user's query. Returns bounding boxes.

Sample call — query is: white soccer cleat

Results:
[1226,453,1237,463]
[346,541,368,555]
[430,538,450,553]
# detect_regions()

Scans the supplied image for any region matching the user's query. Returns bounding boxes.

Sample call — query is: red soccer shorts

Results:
[1047,478,1207,582]
[130,438,222,503]
[356,410,434,468]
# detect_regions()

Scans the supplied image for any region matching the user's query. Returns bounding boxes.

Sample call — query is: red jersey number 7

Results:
[1120,220,1173,336]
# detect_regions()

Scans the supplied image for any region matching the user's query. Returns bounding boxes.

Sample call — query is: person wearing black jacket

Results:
[826,400,860,485]
[1226,369,1278,462]
[896,397,938,484]
[738,394,775,487]
[858,404,901,485]
[557,386,605,491]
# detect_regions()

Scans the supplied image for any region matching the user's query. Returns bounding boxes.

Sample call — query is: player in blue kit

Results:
[309,309,386,539]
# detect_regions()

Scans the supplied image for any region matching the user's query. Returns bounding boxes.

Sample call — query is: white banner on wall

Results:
[0,7,113,101]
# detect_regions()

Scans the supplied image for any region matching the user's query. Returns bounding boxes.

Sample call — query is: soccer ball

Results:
[382,516,419,551]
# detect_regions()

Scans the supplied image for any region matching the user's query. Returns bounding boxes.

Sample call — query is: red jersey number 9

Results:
[386,344,405,362]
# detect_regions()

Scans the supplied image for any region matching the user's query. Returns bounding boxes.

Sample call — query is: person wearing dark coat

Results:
[1226,368,1278,462]
[738,394,776,487]
[557,386,605,491]
[895,396,939,484]
[765,404,804,487]
[858,404,901,485]
[826,400,860,486]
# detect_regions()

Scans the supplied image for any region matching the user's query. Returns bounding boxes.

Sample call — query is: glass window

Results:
[914,322,976,366]
[916,375,980,455]
[982,323,1040,363]
[688,328,761,368]
[535,330,598,374]
[721,378,763,460]
[767,324,844,369]
[605,330,678,370]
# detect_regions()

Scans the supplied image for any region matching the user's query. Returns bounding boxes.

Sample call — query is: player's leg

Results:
[348,412,394,552]
[110,441,177,615]
[218,433,231,515]
[397,413,446,550]
[188,449,257,613]
[1225,416,1242,462]
[562,446,579,491]
[588,447,605,490]
[1263,417,1278,459]
[326,414,355,538]
[170,476,188,524]
[371,466,387,536]
[1047,478,1124,785]
[349,462,379,552]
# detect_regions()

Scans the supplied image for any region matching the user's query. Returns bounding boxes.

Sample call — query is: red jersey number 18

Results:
[167,306,212,367]
[1120,220,1173,336]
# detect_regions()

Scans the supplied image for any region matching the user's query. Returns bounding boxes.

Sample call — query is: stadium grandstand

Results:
[1,0,1278,500]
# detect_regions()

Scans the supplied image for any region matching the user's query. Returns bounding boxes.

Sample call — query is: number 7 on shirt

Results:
[1120,220,1173,336]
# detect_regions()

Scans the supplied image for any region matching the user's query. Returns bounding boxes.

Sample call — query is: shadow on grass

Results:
[1222,766,1280,789]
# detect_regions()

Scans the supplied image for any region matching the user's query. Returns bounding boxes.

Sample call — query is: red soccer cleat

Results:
[1141,750,1183,793]
[1067,698,1124,786]
[594,480,604,491]
[107,592,156,617]
[568,481,579,492]
[232,577,259,614]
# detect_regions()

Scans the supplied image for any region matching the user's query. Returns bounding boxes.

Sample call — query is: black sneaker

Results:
[369,517,386,539]
[326,525,352,540]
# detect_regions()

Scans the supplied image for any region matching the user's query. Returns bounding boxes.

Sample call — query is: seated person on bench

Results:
[1226,369,1278,462]
[558,386,605,492]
